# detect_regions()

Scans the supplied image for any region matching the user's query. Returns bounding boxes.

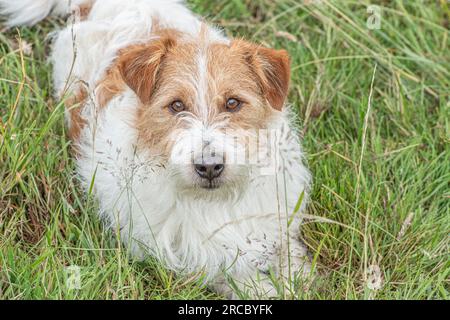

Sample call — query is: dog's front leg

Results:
[212,236,312,299]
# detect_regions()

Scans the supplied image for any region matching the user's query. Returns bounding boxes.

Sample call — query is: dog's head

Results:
[115,30,290,196]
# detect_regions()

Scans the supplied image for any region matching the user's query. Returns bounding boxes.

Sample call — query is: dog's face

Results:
[116,31,290,195]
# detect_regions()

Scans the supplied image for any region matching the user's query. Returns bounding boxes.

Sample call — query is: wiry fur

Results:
[1,0,312,298]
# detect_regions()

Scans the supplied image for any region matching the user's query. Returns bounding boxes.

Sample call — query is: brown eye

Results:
[225,98,242,112]
[169,100,185,113]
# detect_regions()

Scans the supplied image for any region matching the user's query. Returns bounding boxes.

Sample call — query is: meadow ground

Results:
[0,0,449,299]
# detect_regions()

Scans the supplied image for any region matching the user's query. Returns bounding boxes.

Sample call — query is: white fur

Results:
[1,0,312,298]
[0,0,86,26]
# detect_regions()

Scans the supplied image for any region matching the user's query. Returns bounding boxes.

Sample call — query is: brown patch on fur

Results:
[206,42,276,130]
[231,40,291,111]
[96,67,125,108]
[93,21,174,109]
[66,87,88,142]
[117,30,179,104]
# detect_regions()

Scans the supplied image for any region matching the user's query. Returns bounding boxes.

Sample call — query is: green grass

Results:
[0,0,449,299]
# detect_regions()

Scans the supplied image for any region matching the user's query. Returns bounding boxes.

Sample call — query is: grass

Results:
[0,0,449,300]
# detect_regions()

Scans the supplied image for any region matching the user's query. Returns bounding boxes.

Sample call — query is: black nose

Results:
[194,163,224,180]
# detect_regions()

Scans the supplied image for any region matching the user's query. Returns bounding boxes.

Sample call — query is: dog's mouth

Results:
[198,179,223,190]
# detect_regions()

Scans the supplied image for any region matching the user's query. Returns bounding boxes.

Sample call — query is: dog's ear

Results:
[117,35,176,104]
[232,40,291,111]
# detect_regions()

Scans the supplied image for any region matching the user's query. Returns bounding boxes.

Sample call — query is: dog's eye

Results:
[225,98,242,112]
[169,100,186,113]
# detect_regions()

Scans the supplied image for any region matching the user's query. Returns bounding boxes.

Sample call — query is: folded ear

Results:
[232,40,291,110]
[117,35,176,104]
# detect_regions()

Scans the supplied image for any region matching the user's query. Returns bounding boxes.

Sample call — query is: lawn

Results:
[0,0,448,299]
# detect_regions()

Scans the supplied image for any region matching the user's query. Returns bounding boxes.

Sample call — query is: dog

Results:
[1,0,312,298]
